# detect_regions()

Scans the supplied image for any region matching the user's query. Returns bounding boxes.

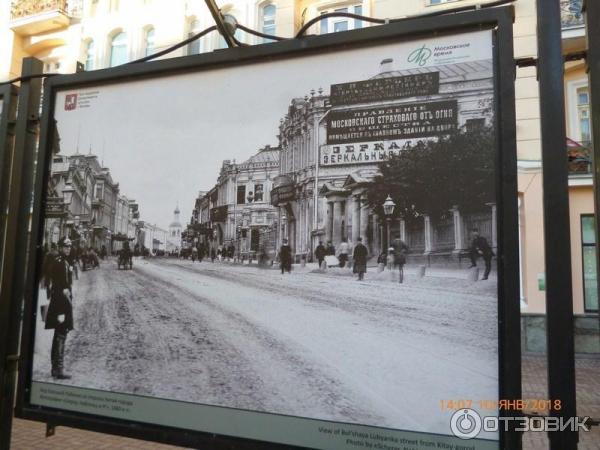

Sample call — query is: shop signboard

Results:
[14,7,518,450]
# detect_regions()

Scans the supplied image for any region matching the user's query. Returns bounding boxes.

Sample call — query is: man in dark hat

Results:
[314,240,326,269]
[469,228,494,280]
[279,238,292,274]
[352,237,368,280]
[45,237,75,379]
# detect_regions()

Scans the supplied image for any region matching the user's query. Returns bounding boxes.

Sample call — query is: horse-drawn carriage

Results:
[117,239,134,270]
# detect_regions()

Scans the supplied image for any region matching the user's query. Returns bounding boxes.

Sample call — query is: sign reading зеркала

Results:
[326,100,457,145]
[330,72,440,106]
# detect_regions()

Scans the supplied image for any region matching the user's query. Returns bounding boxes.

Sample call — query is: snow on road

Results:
[32,257,498,437]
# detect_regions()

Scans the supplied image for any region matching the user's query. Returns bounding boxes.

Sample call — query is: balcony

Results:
[9,0,79,35]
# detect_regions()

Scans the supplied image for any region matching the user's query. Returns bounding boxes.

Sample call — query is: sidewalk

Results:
[10,354,600,449]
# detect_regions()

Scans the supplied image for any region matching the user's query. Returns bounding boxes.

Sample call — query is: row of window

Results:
[84,27,154,70]
[237,184,265,204]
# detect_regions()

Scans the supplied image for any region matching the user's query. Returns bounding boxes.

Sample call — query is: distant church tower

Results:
[169,204,182,244]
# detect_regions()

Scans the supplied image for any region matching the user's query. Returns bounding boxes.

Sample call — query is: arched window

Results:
[145,27,155,56]
[85,40,95,70]
[261,4,276,43]
[187,19,201,55]
[109,32,128,67]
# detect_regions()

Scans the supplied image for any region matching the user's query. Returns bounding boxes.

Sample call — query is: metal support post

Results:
[204,0,236,48]
[0,57,43,450]
[536,1,578,449]
[584,0,600,332]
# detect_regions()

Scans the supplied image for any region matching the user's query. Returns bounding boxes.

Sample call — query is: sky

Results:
[52,30,492,230]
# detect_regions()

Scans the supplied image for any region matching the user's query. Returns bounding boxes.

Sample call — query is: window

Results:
[254,184,264,202]
[85,40,94,70]
[465,118,485,132]
[577,86,591,144]
[187,20,201,55]
[429,0,458,4]
[320,4,363,34]
[95,184,103,200]
[110,32,128,66]
[261,4,276,43]
[237,185,246,204]
[582,216,598,312]
[145,27,155,57]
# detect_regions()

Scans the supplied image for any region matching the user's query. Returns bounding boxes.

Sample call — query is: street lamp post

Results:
[382,195,396,254]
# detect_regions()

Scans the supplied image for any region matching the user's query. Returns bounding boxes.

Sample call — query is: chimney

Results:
[380,58,393,73]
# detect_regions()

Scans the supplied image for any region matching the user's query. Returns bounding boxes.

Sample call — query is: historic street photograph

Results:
[32,29,500,439]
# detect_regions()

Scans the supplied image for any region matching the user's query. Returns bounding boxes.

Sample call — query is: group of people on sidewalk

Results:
[278,227,494,282]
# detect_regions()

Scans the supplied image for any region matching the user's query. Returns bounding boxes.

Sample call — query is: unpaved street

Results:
[33,257,498,436]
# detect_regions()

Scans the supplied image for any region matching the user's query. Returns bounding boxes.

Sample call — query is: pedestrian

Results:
[469,228,494,280]
[352,237,368,280]
[326,240,336,256]
[338,238,350,268]
[279,238,292,274]
[211,247,216,263]
[392,238,409,283]
[191,246,198,262]
[45,237,75,379]
[315,240,326,268]
[41,243,59,298]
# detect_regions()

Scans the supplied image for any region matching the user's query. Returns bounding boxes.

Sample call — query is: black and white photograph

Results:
[31,29,501,448]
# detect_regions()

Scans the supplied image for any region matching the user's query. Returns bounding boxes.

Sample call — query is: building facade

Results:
[273,57,496,262]
[192,145,280,260]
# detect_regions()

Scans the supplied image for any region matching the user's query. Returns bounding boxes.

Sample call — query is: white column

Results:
[399,218,406,242]
[332,200,342,245]
[488,202,497,250]
[452,205,464,252]
[360,201,369,247]
[423,215,432,254]
[325,201,332,242]
[351,195,360,244]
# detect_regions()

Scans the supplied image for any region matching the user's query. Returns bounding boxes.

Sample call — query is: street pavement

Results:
[8,257,600,449]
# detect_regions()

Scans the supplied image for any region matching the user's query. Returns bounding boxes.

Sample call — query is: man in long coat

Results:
[352,237,368,280]
[315,241,326,268]
[279,239,292,274]
[469,228,494,280]
[45,237,74,379]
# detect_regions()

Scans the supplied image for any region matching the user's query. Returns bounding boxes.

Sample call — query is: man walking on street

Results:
[315,241,326,268]
[45,237,75,379]
[352,237,368,281]
[392,238,409,284]
[279,238,292,274]
[469,228,494,280]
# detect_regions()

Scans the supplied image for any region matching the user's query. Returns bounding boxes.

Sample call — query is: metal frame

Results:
[12,7,520,449]
[0,58,43,450]
[536,1,578,449]
[0,80,19,450]
[584,0,600,334]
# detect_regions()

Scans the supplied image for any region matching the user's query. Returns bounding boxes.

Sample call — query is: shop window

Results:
[237,185,246,204]
[582,215,598,312]
[145,27,155,57]
[320,4,363,34]
[261,4,276,43]
[85,40,95,70]
[466,118,485,132]
[254,184,264,202]
[109,32,128,67]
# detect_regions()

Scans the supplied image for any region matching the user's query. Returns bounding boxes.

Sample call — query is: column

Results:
[399,218,406,242]
[351,195,360,244]
[423,214,432,254]
[325,201,333,242]
[360,202,369,248]
[372,214,380,254]
[452,205,464,253]
[487,202,497,250]
[332,200,342,245]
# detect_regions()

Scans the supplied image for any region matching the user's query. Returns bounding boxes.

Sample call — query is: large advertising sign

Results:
[16,9,518,450]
